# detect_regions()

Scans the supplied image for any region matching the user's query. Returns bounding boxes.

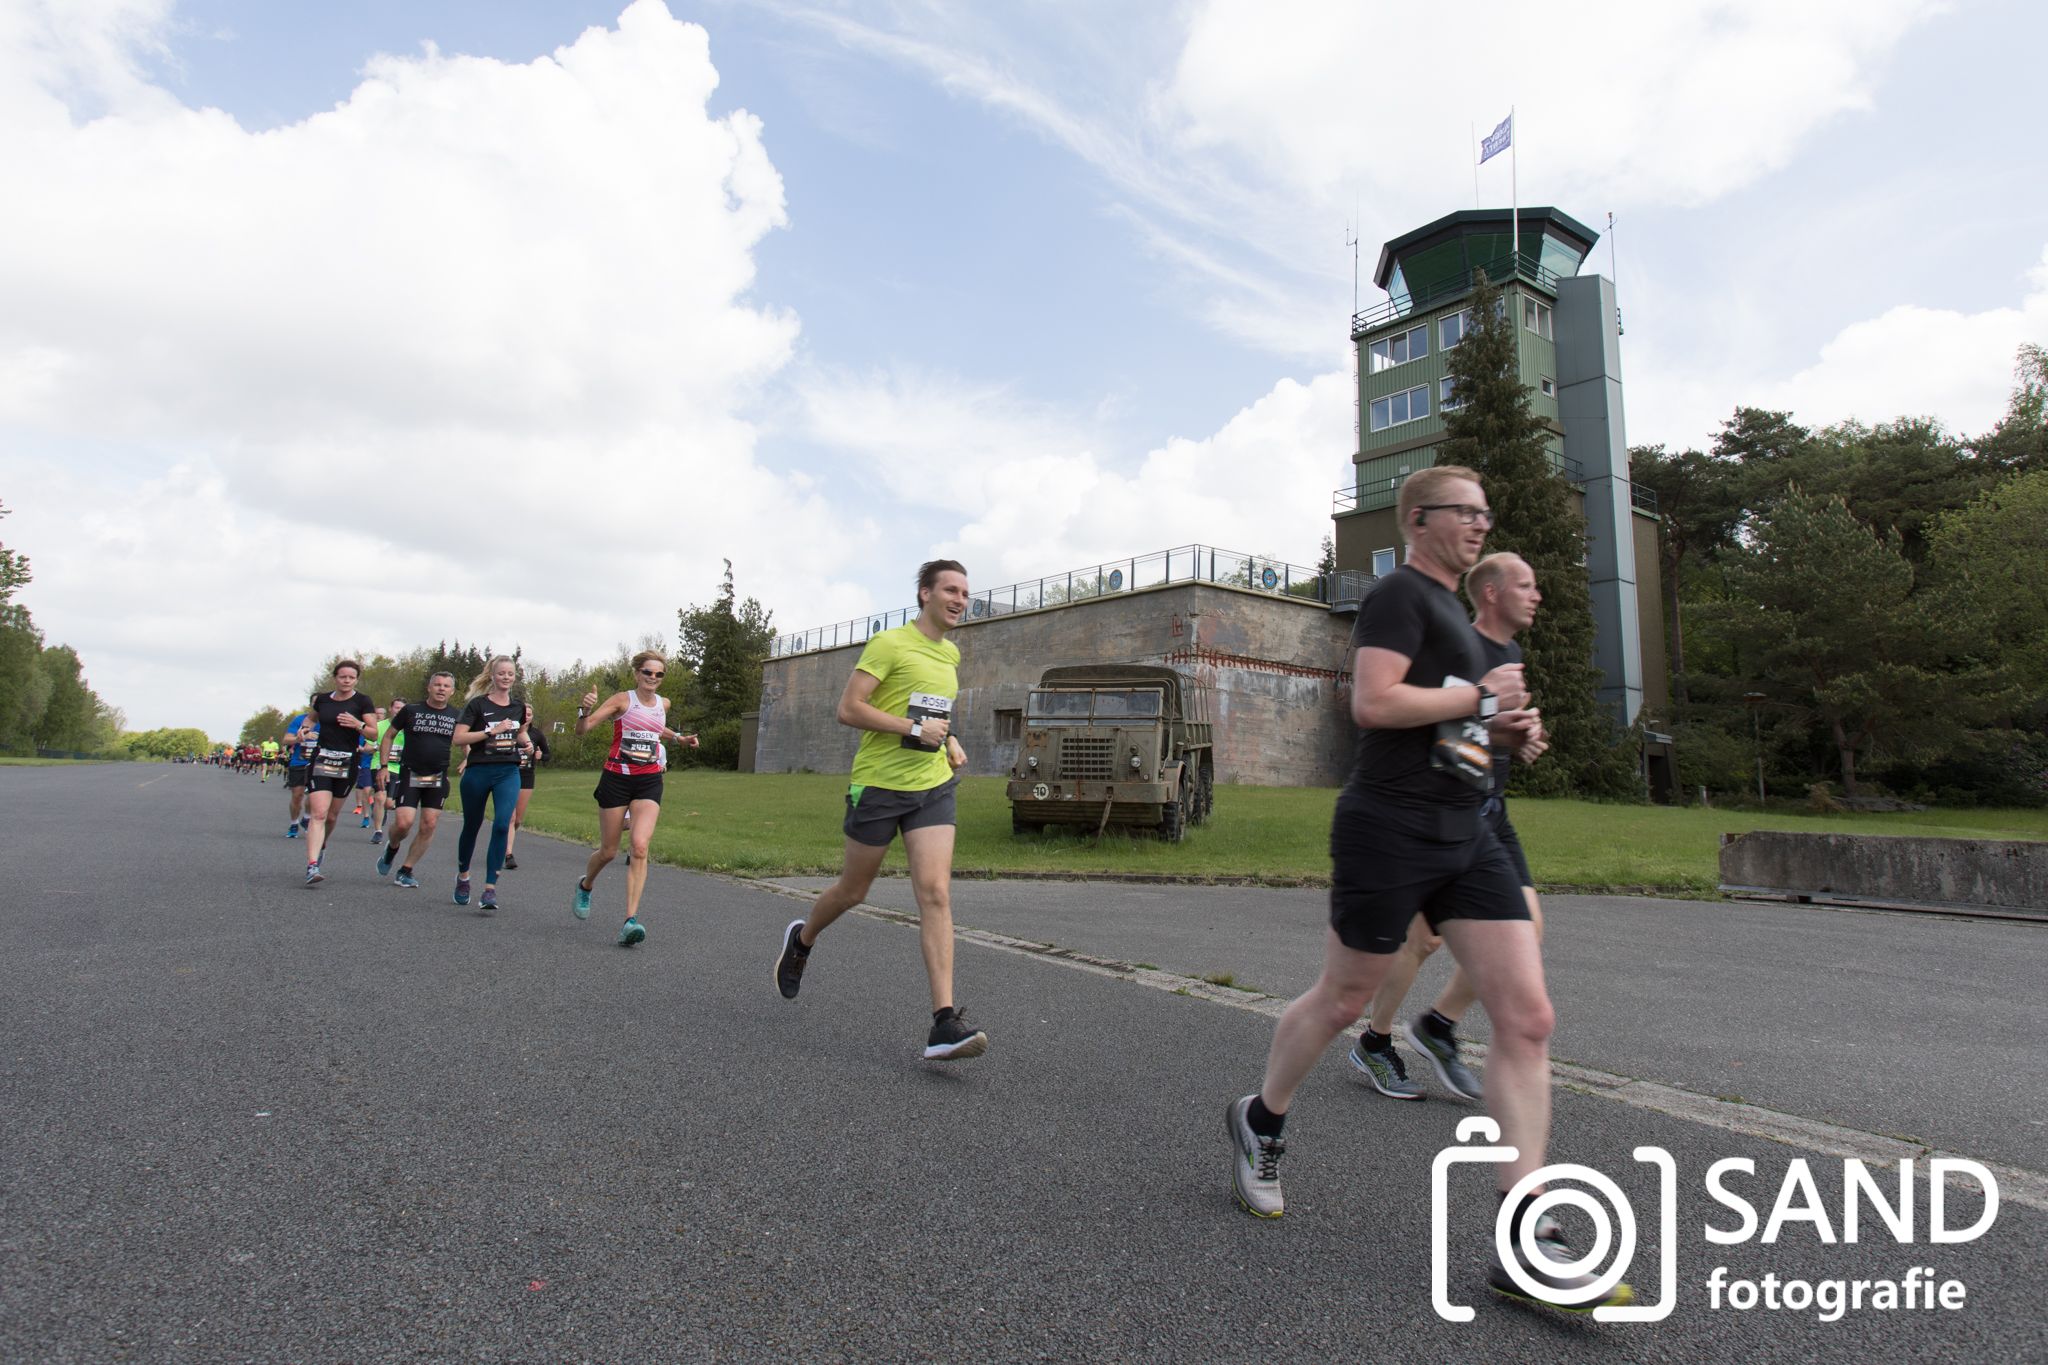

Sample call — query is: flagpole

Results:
[1510,105,1519,271]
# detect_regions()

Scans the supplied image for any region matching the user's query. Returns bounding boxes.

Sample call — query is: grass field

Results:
[0,755,113,766]
[504,771,2048,894]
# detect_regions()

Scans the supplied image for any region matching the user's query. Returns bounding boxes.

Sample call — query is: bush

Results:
[688,717,745,771]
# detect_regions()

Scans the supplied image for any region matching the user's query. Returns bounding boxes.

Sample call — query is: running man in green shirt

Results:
[773,559,987,1060]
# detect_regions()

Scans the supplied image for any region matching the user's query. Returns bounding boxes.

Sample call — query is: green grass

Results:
[0,755,114,766]
[502,770,2048,894]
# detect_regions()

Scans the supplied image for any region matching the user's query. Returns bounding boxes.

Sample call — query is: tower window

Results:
[1440,377,1464,410]
[1368,384,1429,431]
[1540,376,1556,397]
[1523,299,1553,340]
[1367,324,1429,373]
[1372,547,1397,577]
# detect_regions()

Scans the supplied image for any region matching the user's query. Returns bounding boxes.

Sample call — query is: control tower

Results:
[1331,207,1664,723]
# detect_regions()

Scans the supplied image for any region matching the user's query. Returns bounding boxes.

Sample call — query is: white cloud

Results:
[799,360,1357,590]
[0,1,875,734]
[1165,0,1946,212]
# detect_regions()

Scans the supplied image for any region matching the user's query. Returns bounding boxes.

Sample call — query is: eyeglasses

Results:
[639,668,665,679]
[1417,503,1494,527]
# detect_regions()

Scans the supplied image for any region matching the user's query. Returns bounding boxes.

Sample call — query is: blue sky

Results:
[3,0,2044,734]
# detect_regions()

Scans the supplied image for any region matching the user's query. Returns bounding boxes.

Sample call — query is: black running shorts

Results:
[843,777,958,848]
[594,769,663,809]
[1486,797,1535,889]
[518,766,537,791]
[307,773,354,798]
[397,779,448,810]
[285,766,309,789]
[1328,792,1528,954]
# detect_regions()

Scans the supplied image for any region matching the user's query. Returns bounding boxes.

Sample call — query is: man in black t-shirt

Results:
[1224,466,1630,1314]
[301,660,377,886]
[376,671,459,888]
[1351,552,1549,1104]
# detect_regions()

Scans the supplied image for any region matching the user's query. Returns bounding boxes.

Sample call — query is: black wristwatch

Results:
[1476,685,1499,720]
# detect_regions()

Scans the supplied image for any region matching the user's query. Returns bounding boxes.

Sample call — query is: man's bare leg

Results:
[1433,889,1540,1022]
[1258,929,1395,1116]
[1436,917,1552,1187]
[799,839,889,947]
[902,824,957,1012]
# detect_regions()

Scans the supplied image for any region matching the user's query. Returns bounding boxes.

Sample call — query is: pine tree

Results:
[676,561,776,768]
[1438,272,1640,798]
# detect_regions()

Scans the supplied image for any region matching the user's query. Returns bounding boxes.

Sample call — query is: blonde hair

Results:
[466,655,518,700]
[1396,464,1483,537]
[1465,552,1527,606]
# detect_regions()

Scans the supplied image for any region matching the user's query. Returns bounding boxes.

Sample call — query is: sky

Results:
[2,0,2044,737]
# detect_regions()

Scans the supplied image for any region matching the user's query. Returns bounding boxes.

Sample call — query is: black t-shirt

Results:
[519,725,550,771]
[309,691,376,778]
[1475,630,1523,799]
[392,702,459,776]
[458,695,525,765]
[1344,565,1489,808]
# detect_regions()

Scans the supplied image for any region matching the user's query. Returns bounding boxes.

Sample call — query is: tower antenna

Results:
[1608,211,1623,335]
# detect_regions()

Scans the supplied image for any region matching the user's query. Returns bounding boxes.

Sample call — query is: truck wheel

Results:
[1159,798,1185,843]
[1194,763,1214,824]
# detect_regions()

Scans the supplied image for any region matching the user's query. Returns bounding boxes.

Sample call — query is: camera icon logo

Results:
[1430,1117,1677,1323]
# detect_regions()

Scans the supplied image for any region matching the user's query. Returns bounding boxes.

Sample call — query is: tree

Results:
[1716,488,1983,796]
[1315,534,1336,578]
[31,646,101,751]
[240,706,292,746]
[676,561,775,769]
[1438,272,1640,797]
[1927,467,2048,723]
[1629,443,1747,701]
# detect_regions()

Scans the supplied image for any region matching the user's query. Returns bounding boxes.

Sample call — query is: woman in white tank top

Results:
[570,649,698,947]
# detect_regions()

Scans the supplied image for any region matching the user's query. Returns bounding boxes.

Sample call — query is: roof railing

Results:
[1352,254,1571,337]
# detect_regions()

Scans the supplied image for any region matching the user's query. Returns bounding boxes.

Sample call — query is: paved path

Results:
[2,764,2042,1363]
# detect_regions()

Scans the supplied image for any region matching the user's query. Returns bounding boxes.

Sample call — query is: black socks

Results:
[1422,1009,1458,1040]
[1360,1025,1394,1052]
[932,1006,956,1023]
[398,866,412,878]
[1246,1095,1285,1138]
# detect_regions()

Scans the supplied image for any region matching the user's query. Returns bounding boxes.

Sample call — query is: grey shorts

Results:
[843,777,958,848]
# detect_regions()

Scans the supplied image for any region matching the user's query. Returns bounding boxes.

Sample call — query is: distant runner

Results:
[301,662,377,885]
[376,674,459,889]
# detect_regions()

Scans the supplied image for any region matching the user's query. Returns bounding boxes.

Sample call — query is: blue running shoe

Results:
[360,816,371,829]
[479,887,497,914]
[286,825,299,838]
[393,871,420,888]
[573,879,592,921]
[453,875,471,906]
[376,848,395,877]
[304,863,324,887]
[616,917,646,948]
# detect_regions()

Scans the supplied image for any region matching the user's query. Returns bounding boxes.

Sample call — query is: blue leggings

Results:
[457,764,521,884]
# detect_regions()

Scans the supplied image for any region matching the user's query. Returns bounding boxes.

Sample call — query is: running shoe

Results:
[1404,1018,1483,1102]
[922,1008,988,1061]
[394,871,420,889]
[376,847,395,877]
[572,879,591,921]
[370,829,386,846]
[351,805,362,816]
[300,817,311,831]
[1225,1095,1285,1218]
[1488,1216,1635,1312]
[360,815,371,829]
[617,917,646,948]
[774,919,810,999]
[286,825,298,838]
[1348,1037,1424,1100]
[503,854,518,870]
[303,863,324,887]
[453,876,470,906]
[479,887,497,914]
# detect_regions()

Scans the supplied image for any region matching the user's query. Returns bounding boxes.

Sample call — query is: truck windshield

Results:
[1027,689,1164,724]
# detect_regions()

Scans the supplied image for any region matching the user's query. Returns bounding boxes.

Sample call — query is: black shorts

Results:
[285,766,309,789]
[842,777,958,848]
[307,773,354,798]
[397,781,448,810]
[519,767,536,791]
[1486,797,1534,889]
[594,769,662,809]
[1328,792,1529,954]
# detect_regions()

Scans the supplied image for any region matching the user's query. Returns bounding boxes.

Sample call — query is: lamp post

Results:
[1742,692,1767,806]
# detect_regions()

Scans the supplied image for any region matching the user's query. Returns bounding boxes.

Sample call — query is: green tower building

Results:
[1332,207,1667,726]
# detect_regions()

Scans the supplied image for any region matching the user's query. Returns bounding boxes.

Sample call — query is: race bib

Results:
[619,729,660,765]
[406,770,446,790]
[1429,675,1493,793]
[488,722,518,756]
[312,747,352,779]
[901,692,953,752]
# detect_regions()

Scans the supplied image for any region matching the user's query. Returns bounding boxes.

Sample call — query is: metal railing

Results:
[1351,254,1571,337]
[1629,480,1660,514]
[1333,451,1588,515]
[769,544,1330,659]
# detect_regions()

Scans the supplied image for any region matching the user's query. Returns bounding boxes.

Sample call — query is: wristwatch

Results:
[1476,685,1499,719]
[910,720,924,741]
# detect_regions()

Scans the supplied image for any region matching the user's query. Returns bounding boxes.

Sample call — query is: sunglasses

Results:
[639,668,666,679]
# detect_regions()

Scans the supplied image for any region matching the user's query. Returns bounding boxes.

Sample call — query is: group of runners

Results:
[234,466,1624,1310]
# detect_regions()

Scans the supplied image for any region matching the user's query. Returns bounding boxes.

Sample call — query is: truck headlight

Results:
[1130,754,1141,770]
[1026,755,1038,769]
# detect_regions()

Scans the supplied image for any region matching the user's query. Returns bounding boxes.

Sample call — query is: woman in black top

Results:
[503,704,549,870]
[302,660,377,886]
[450,656,530,912]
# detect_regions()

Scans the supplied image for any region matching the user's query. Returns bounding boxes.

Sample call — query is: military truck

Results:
[1006,664,1215,841]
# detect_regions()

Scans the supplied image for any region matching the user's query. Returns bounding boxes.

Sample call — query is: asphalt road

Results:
[3,764,2043,1363]
[781,876,2048,1172]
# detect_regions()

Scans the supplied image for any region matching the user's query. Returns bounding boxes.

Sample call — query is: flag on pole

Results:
[1479,113,1513,164]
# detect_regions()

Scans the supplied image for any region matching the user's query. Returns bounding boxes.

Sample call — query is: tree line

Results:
[237,563,775,772]
[1634,346,2047,805]
[0,501,126,756]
